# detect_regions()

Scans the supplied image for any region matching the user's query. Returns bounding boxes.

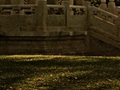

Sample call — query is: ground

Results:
[0,55,120,90]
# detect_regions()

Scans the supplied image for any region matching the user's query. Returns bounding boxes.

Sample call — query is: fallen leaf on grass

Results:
[50,74,53,77]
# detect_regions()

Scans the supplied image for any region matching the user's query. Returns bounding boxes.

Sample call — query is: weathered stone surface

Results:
[74,0,84,5]
[11,0,24,4]
[27,0,36,4]
[0,36,88,55]
[90,37,120,56]
[47,0,62,5]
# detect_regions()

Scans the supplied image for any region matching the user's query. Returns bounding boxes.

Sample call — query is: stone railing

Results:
[67,5,87,29]
[46,4,87,27]
[0,4,36,15]
[47,5,65,26]
[90,6,118,25]
[1,0,120,36]
[89,6,119,36]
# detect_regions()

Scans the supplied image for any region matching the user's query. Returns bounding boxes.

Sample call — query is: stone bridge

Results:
[0,0,120,55]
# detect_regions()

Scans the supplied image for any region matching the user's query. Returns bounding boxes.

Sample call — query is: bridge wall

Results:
[0,36,88,55]
[0,0,120,55]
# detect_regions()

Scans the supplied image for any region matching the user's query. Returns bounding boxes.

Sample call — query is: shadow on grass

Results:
[0,56,120,89]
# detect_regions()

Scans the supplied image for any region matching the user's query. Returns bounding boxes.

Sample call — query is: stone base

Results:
[0,35,120,56]
[0,36,88,55]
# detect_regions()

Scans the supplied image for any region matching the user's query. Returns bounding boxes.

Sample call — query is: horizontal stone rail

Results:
[0,5,37,15]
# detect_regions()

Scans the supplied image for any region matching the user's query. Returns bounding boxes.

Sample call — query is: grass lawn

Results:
[0,55,120,90]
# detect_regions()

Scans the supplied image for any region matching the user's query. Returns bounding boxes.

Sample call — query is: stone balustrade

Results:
[67,4,87,29]
[0,0,120,37]
[47,5,65,26]
[90,6,118,36]
[90,6,118,25]
[0,0,120,56]
[46,3,87,30]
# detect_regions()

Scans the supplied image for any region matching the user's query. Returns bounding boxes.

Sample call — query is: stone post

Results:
[108,0,116,14]
[83,1,91,52]
[62,1,70,27]
[99,0,107,11]
[83,1,90,29]
[36,0,47,32]
[69,0,74,15]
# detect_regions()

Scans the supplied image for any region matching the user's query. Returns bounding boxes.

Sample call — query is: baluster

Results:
[99,0,107,11]
[108,0,116,14]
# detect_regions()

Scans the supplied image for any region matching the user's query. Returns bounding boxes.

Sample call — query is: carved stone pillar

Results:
[36,0,47,32]
[99,0,107,11]
[108,0,116,14]
[62,1,69,26]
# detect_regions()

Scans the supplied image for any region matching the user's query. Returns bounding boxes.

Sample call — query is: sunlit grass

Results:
[0,55,120,90]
